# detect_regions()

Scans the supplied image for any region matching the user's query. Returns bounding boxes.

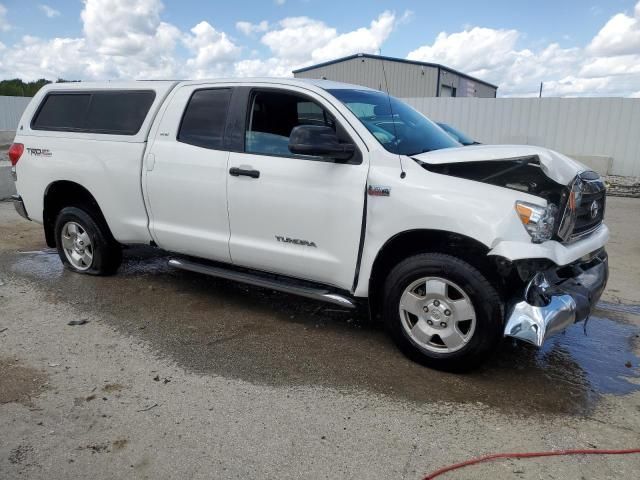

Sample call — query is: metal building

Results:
[293,53,498,98]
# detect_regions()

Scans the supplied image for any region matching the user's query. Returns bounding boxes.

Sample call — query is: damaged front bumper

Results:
[504,249,608,347]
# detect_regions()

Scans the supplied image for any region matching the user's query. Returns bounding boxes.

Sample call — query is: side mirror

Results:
[289,125,355,161]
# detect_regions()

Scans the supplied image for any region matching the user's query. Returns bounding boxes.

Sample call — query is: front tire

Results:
[383,253,503,371]
[54,206,122,275]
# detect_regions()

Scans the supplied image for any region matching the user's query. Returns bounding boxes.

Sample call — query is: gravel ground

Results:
[0,198,639,480]
[605,176,640,198]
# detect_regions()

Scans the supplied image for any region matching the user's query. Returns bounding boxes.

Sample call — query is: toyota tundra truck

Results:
[8,78,609,370]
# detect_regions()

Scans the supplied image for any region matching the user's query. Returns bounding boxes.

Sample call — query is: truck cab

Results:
[10,78,609,370]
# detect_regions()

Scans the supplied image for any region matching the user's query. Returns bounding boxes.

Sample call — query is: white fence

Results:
[2,94,640,175]
[402,97,640,177]
[0,96,31,133]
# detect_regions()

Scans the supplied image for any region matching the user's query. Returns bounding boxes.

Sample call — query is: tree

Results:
[0,78,79,97]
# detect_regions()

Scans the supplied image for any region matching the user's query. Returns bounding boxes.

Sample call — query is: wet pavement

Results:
[4,244,639,416]
[2,199,640,480]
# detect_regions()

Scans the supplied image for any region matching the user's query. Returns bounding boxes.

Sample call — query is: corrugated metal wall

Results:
[438,70,496,98]
[296,57,440,98]
[295,57,497,98]
[402,97,640,176]
[0,96,31,131]
[3,93,639,175]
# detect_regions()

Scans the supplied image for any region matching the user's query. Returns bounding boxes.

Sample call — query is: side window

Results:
[84,92,155,134]
[32,91,155,135]
[31,94,91,131]
[297,101,335,128]
[245,91,335,157]
[178,88,232,150]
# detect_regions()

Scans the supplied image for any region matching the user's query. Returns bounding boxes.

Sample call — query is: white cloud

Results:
[184,21,241,77]
[261,17,337,61]
[0,0,185,80]
[274,0,285,5]
[236,20,269,36]
[406,2,640,97]
[398,10,414,26]
[580,54,640,78]
[587,3,640,56]
[408,27,520,74]
[81,0,175,56]
[0,3,10,32]
[234,57,292,77]
[0,36,91,81]
[311,10,395,62]
[39,4,61,18]
[247,10,400,76]
[0,0,638,97]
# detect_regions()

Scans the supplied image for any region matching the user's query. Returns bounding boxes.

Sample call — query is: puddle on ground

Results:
[0,357,48,406]
[538,314,640,396]
[4,247,640,415]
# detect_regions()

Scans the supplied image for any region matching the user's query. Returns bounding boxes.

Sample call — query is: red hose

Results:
[423,448,640,479]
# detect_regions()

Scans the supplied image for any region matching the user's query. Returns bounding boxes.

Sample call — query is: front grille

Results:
[572,189,606,238]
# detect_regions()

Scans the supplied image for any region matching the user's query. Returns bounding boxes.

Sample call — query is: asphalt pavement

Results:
[1,198,639,479]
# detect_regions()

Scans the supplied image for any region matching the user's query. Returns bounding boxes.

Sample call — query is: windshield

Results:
[437,122,476,146]
[327,89,460,155]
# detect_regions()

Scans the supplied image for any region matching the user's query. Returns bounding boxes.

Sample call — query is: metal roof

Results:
[292,53,499,90]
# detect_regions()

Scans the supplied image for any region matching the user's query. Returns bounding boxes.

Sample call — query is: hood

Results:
[412,144,589,185]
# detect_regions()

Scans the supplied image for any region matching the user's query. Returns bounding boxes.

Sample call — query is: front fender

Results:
[354,159,542,297]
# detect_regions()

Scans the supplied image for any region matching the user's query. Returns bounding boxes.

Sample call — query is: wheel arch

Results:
[43,180,115,248]
[367,229,498,319]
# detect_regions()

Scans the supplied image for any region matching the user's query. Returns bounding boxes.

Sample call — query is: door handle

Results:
[229,167,260,179]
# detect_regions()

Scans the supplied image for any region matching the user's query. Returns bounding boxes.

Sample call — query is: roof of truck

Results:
[41,77,377,93]
[39,80,180,99]
[179,77,378,91]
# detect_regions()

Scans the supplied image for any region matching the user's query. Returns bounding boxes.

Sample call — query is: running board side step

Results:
[168,258,356,309]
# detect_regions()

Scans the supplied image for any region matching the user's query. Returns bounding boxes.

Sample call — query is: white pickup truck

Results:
[9,78,608,370]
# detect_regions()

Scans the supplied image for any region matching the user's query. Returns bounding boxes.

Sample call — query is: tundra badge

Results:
[276,236,317,248]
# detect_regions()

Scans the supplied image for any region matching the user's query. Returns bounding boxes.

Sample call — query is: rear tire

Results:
[54,206,122,276]
[383,253,503,371]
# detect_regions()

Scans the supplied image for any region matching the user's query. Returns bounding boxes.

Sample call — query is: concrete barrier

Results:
[568,155,613,176]
[0,130,15,145]
[0,165,16,200]
[0,144,16,200]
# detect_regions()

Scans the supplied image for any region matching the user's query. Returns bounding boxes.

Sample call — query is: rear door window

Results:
[32,90,156,135]
[177,88,232,150]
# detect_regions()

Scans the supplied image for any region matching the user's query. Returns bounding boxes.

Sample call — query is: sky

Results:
[0,0,639,97]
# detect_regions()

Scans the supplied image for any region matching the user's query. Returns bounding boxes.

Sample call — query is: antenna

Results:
[380,59,406,179]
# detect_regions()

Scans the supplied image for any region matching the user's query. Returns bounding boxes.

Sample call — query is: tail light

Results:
[8,143,24,166]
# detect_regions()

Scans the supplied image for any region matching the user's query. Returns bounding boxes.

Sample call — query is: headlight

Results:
[556,180,580,241]
[515,201,558,243]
